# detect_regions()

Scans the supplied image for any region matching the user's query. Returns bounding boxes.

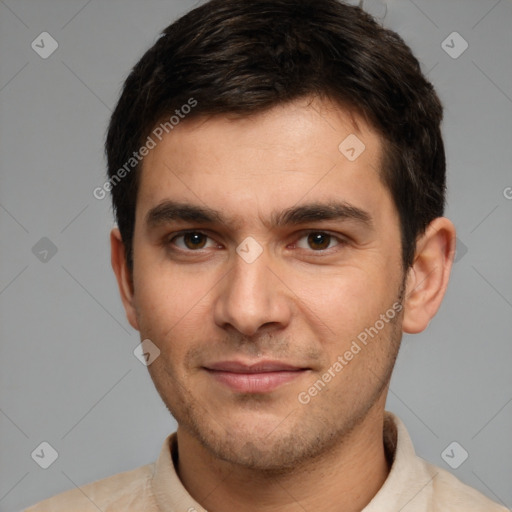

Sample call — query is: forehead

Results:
[136,96,393,230]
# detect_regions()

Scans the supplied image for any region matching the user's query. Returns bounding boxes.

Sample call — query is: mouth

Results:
[203,360,309,393]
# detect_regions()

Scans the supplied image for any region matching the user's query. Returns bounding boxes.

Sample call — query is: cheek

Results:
[132,261,217,369]
[291,263,395,332]
[301,276,401,373]
[133,246,200,325]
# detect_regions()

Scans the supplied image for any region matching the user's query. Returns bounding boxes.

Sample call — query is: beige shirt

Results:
[25,412,507,511]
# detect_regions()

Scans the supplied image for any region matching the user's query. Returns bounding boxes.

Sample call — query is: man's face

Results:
[129,97,405,471]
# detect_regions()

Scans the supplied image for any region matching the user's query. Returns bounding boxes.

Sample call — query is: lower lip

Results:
[206,370,306,393]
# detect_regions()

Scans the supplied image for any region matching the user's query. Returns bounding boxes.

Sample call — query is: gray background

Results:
[0,0,511,510]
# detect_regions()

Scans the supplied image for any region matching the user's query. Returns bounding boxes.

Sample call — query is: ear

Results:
[402,217,456,334]
[110,228,139,331]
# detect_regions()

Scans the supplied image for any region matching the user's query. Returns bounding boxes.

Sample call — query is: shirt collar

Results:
[364,412,435,511]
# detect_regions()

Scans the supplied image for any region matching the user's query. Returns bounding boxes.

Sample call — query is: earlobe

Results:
[110,228,140,331]
[402,217,456,334]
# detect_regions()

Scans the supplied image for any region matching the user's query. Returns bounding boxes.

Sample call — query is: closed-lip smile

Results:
[204,360,309,393]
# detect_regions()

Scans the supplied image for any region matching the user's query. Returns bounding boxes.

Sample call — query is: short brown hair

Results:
[105,0,445,271]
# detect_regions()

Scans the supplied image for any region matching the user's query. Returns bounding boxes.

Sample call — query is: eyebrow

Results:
[145,199,373,231]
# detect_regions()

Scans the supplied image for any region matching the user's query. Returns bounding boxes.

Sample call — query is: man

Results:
[26,0,507,510]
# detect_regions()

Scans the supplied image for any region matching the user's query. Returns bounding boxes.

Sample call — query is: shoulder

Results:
[24,462,157,511]
[421,458,508,511]
[381,412,508,512]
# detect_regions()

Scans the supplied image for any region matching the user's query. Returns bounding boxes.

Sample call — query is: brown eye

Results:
[294,231,347,253]
[307,232,332,250]
[183,232,208,249]
[170,232,213,250]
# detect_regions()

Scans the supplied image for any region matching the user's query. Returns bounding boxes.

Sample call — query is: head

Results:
[108,0,455,472]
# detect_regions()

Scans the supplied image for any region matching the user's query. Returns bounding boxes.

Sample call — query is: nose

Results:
[213,245,292,338]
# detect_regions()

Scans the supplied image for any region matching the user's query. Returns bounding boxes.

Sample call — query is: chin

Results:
[206,433,309,473]
[192,412,342,475]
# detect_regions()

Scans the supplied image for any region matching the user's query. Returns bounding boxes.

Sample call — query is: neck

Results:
[175,405,391,512]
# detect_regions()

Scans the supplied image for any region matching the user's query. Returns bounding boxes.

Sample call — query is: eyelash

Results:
[165,230,348,255]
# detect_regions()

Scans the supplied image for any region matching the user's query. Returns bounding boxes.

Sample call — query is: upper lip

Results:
[204,360,306,373]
